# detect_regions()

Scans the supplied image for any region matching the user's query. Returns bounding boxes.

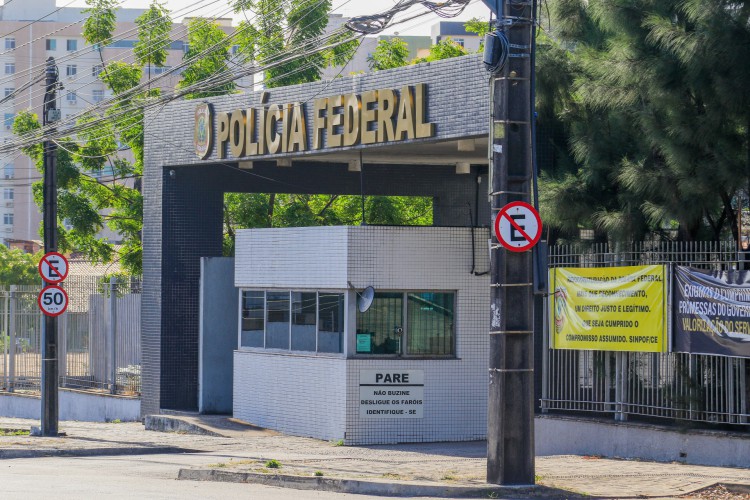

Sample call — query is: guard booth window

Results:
[240,290,344,353]
[356,291,455,356]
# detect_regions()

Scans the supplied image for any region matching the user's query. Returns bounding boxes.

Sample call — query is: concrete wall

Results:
[536,415,750,468]
[345,227,489,444]
[199,257,237,414]
[0,390,140,422]
[233,226,489,445]
[233,352,347,441]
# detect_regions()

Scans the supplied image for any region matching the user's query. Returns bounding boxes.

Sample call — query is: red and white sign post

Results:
[38,252,69,316]
[493,201,542,252]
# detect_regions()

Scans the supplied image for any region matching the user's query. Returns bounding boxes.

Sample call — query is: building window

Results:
[92,89,104,102]
[66,39,77,51]
[4,37,15,50]
[4,63,14,75]
[66,91,76,102]
[92,65,104,77]
[240,290,344,353]
[46,39,56,50]
[3,188,13,200]
[356,291,455,356]
[3,213,12,225]
[453,38,465,47]
[3,164,13,179]
[4,88,14,98]
[4,113,14,128]
[66,65,77,77]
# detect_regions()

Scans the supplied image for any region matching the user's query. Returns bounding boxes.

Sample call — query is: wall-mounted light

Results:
[277,159,292,167]
[348,159,361,172]
[456,162,471,174]
[238,160,253,170]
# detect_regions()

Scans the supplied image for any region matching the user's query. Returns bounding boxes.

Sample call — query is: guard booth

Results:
[142,54,494,444]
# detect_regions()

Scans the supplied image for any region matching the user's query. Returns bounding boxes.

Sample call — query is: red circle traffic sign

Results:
[38,251,69,284]
[37,285,68,317]
[494,201,542,252]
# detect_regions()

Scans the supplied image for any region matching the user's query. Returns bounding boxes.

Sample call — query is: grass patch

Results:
[0,429,30,436]
[314,471,324,477]
[381,473,402,480]
[265,459,281,469]
[330,439,344,446]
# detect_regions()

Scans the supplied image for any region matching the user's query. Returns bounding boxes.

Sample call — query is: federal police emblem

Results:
[194,103,212,159]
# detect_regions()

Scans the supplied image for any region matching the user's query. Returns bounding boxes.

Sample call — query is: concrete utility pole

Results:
[485,0,536,485]
[41,57,59,437]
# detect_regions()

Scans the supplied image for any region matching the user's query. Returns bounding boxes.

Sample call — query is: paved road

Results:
[0,453,446,500]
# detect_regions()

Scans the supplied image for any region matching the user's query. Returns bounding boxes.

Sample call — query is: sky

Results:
[57,0,494,37]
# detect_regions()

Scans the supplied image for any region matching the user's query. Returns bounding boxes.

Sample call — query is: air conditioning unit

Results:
[3,227,11,232]
[4,201,13,207]
[68,100,76,105]
[4,125,10,130]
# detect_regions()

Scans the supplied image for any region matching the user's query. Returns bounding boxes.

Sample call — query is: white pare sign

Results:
[359,369,424,419]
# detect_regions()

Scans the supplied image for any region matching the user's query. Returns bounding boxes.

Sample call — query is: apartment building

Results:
[0,0,239,248]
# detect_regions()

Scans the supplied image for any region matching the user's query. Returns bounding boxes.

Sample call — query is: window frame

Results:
[4,63,14,75]
[353,289,457,359]
[65,64,77,77]
[66,39,77,51]
[4,37,15,50]
[238,289,347,357]
[45,39,56,51]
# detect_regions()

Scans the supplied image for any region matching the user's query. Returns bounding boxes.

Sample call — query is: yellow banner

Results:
[549,265,666,352]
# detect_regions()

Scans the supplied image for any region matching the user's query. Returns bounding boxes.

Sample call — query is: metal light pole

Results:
[41,57,59,437]
[484,0,536,485]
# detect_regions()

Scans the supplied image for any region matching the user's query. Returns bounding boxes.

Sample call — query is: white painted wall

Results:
[536,416,750,468]
[0,390,140,422]
[233,226,490,444]
[233,351,347,441]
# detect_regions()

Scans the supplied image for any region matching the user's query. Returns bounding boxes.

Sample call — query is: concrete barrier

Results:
[0,390,140,422]
[536,415,750,467]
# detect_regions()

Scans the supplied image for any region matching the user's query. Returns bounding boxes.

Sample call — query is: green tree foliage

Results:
[369,35,468,71]
[14,0,153,274]
[230,0,357,88]
[464,17,491,51]
[135,1,172,81]
[176,19,236,99]
[368,37,410,70]
[0,246,41,285]
[538,0,750,244]
[223,193,433,255]
[421,38,468,62]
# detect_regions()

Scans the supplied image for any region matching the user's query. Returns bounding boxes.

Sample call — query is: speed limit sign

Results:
[38,285,68,317]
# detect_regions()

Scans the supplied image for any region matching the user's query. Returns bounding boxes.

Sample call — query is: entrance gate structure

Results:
[142,55,493,414]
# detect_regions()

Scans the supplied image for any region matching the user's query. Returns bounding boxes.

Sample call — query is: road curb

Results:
[177,468,561,498]
[0,446,198,460]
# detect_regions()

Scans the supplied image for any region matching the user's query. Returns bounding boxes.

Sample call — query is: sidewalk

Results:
[0,415,747,498]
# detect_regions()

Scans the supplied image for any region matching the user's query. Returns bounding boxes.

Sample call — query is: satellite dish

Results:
[357,286,375,313]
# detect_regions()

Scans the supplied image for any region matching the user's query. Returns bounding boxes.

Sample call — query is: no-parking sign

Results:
[494,201,542,252]
[38,251,69,284]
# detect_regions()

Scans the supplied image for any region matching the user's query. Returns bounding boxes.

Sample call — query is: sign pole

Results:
[41,57,59,437]
[486,0,536,485]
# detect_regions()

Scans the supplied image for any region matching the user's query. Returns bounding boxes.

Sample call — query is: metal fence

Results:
[542,241,749,426]
[0,276,141,396]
